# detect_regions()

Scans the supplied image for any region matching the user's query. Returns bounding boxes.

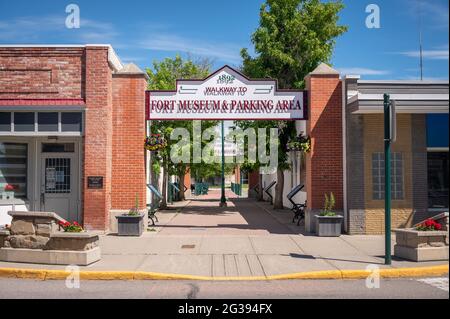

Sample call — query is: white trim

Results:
[0,106,85,111]
[0,44,86,48]
[427,147,449,152]
[0,132,82,137]
[0,44,123,72]
[349,93,449,104]
[358,80,449,84]
[351,105,449,114]
[343,75,361,80]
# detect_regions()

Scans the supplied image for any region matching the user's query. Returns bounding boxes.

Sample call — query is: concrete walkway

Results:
[0,192,447,277]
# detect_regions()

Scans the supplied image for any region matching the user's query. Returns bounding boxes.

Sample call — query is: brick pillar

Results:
[184,167,191,193]
[247,170,259,198]
[111,66,147,212]
[304,63,343,232]
[83,46,113,231]
[235,166,241,184]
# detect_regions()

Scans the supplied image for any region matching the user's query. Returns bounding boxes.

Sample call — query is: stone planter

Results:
[394,228,449,262]
[0,229,8,248]
[0,211,101,265]
[315,215,343,237]
[116,214,145,236]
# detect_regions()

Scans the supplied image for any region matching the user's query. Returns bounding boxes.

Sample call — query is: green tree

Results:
[240,0,347,209]
[147,55,217,207]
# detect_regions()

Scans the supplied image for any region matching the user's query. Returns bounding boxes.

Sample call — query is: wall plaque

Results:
[87,176,103,189]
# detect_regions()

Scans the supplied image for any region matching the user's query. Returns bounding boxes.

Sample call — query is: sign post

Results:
[383,93,396,265]
[220,120,227,207]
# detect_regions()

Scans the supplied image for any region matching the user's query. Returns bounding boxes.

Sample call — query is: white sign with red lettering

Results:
[146,66,307,120]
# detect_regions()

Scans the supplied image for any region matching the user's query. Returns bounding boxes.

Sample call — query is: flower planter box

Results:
[394,228,449,262]
[315,215,343,237]
[0,212,101,265]
[116,214,145,236]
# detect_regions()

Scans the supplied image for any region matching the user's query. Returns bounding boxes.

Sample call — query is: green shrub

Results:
[320,192,336,216]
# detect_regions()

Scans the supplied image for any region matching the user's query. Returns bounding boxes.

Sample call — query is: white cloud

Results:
[138,34,242,65]
[336,67,391,76]
[398,49,449,60]
[0,15,119,43]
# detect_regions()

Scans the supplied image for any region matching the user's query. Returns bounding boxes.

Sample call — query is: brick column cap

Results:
[113,63,149,80]
[305,63,340,79]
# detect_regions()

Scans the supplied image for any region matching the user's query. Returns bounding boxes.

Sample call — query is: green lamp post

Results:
[219,120,227,207]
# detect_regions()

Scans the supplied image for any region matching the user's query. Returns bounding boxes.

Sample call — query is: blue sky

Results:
[0,0,448,80]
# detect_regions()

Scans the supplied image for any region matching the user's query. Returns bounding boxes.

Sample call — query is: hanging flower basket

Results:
[287,133,311,153]
[144,134,167,152]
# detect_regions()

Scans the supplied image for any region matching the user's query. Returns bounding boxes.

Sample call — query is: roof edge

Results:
[0,44,124,72]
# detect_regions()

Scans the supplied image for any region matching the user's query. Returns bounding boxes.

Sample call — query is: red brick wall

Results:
[235,167,241,183]
[111,75,147,210]
[305,74,343,211]
[0,46,150,231]
[0,47,85,99]
[83,47,113,230]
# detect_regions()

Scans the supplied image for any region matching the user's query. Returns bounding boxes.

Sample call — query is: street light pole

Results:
[220,120,227,207]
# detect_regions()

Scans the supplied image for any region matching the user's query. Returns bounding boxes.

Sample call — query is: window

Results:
[0,112,11,132]
[14,112,34,132]
[428,152,449,208]
[0,142,27,200]
[0,111,83,134]
[42,143,75,153]
[44,158,71,194]
[61,112,82,132]
[372,152,404,200]
[38,112,58,132]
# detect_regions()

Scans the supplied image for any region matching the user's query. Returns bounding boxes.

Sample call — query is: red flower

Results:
[417,218,442,231]
[4,184,15,191]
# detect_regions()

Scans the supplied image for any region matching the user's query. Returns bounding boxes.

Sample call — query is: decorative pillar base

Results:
[219,201,228,207]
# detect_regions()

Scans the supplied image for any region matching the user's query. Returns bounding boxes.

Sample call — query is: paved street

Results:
[0,277,447,299]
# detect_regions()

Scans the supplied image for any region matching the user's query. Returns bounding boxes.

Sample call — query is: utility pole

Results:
[419,0,424,80]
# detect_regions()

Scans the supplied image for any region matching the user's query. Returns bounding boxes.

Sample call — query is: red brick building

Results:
[0,45,147,231]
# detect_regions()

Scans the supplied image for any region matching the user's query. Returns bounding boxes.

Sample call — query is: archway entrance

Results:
[146,65,306,208]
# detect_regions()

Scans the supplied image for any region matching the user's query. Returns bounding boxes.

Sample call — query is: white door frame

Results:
[36,138,82,222]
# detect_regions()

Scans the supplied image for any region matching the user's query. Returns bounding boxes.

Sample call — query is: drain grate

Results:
[181,244,196,249]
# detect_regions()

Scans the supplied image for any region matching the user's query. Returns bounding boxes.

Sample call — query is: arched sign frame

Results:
[145,65,308,121]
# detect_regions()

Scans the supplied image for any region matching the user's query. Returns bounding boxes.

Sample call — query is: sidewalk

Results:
[0,193,448,279]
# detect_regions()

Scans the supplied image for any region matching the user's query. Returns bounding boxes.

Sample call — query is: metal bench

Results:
[287,184,307,225]
[147,184,161,226]
[194,183,209,195]
[168,182,180,204]
[264,181,276,204]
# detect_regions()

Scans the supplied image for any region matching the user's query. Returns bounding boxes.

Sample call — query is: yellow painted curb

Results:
[0,264,447,281]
